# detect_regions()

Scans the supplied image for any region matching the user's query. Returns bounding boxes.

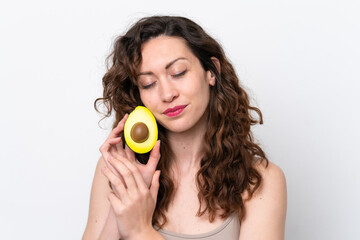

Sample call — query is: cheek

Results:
[185,75,210,98]
[139,91,156,109]
[139,91,149,107]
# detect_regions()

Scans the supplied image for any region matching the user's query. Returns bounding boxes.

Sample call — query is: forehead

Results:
[139,36,195,71]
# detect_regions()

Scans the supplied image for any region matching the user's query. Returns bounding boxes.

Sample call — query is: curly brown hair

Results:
[94,15,268,228]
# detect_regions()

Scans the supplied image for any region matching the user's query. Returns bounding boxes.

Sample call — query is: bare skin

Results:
[82,154,286,239]
[82,36,287,240]
[82,115,164,240]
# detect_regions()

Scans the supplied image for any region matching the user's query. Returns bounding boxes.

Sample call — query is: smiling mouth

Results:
[163,105,187,117]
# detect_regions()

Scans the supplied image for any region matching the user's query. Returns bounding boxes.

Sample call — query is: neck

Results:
[166,114,208,177]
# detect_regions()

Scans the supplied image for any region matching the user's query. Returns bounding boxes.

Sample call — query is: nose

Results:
[159,79,178,103]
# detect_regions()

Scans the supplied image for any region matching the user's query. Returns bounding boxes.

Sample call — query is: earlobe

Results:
[209,73,216,86]
[206,70,216,86]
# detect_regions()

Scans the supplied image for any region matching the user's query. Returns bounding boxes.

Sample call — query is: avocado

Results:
[124,106,158,154]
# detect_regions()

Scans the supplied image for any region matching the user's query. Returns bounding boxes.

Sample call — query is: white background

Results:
[0,0,359,239]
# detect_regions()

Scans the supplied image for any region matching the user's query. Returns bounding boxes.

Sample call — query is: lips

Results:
[163,105,187,117]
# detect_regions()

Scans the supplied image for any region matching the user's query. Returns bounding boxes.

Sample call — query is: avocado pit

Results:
[130,122,149,143]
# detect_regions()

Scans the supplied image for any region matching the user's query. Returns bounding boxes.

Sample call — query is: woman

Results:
[83,16,287,240]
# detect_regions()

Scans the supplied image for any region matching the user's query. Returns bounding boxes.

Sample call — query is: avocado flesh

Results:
[124,106,158,154]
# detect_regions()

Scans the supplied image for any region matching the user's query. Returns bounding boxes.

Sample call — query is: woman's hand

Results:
[99,114,160,188]
[102,152,161,240]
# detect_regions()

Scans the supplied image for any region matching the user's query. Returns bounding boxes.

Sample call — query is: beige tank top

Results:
[155,213,240,240]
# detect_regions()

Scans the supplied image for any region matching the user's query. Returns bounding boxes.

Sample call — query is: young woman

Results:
[83,16,287,240]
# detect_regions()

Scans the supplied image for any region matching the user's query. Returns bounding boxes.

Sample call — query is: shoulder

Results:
[256,160,287,195]
[242,160,287,202]
[88,156,111,201]
[82,157,112,239]
[239,160,287,240]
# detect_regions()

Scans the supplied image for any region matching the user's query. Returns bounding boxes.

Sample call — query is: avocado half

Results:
[124,106,158,154]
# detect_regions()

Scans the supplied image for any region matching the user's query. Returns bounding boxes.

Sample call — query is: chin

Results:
[157,120,191,133]
[164,124,190,133]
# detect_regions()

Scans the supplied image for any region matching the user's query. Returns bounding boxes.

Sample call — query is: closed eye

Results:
[172,70,187,78]
[142,82,155,89]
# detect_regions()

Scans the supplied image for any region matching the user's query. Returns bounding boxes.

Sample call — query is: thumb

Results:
[150,170,161,200]
[147,140,161,170]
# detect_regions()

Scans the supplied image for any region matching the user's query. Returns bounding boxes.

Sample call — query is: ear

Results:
[207,57,221,86]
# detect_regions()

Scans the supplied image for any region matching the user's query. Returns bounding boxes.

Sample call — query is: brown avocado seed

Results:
[130,122,149,143]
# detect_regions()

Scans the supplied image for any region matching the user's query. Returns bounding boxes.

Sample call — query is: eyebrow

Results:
[138,57,187,76]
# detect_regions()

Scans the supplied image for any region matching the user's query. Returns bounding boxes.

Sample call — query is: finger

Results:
[108,157,138,193]
[105,155,122,178]
[107,155,126,194]
[99,143,111,165]
[112,116,129,156]
[102,166,128,201]
[114,137,126,157]
[108,137,126,160]
[109,114,128,156]
[105,168,125,201]
[147,140,161,170]
[109,113,128,138]
[108,192,124,216]
[109,182,121,199]
[150,170,161,201]
[99,153,120,180]
[108,137,122,144]
[99,114,129,178]
[99,138,122,172]
[118,155,148,192]
[101,115,128,159]
[110,145,125,160]
[125,144,136,162]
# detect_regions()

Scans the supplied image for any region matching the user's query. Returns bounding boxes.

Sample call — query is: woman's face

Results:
[137,36,215,133]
